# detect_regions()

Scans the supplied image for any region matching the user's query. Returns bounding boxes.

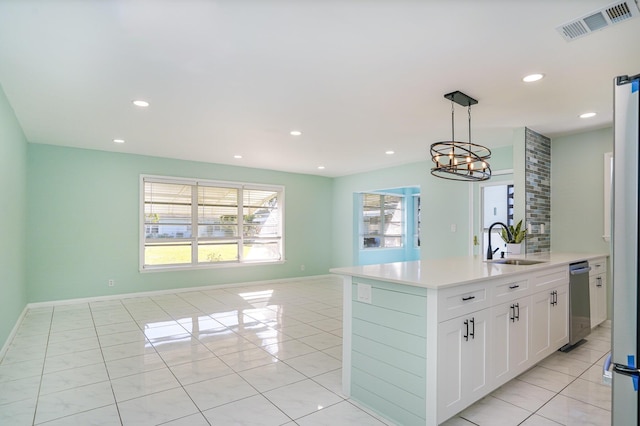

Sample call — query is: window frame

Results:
[359,192,406,250]
[139,175,285,272]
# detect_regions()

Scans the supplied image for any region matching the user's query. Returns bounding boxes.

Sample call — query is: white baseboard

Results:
[0,305,29,362]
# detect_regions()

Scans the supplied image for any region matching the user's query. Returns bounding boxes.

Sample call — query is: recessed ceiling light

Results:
[113,138,125,144]
[522,73,544,83]
[580,112,597,119]
[234,155,243,159]
[290,130,302,136]
[385,150,395,155]
[132,100,149,107]
[317,166,325,170]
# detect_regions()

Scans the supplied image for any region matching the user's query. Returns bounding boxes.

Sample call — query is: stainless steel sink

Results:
[487,259,547,266]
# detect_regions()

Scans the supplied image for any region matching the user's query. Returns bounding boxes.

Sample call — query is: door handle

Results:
[462,296,475,302]
[515,303,520,321]
[509,284,520,290]
[510,304,515,322]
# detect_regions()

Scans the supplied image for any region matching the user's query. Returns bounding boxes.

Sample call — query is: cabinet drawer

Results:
[590,257,607,276]
[531,266,569,291]
[493,278,530,304]
[438,282,490,322]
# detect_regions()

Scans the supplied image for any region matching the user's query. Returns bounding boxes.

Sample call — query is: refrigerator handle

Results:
[613,363,640,377]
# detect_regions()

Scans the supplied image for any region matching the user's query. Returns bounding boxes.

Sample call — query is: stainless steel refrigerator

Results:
[612,73,640,425]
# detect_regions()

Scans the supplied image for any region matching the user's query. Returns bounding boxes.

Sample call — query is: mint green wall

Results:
[551,127,612,255]
[332,146,514,267]
[332,161,472,267]
[0,84,28,348]
[27,144,333,303]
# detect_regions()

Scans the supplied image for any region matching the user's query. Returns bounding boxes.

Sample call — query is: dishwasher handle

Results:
[570,266,591,275]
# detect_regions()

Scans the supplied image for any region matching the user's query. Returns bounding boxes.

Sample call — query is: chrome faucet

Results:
[486,222,511,260]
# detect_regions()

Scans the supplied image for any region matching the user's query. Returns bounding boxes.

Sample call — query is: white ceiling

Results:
[1,0,639,177]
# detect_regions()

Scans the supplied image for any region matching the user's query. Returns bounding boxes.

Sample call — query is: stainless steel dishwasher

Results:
[561,261,592,351]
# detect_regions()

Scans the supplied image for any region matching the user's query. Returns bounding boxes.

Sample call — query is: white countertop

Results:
[330,252,608,290]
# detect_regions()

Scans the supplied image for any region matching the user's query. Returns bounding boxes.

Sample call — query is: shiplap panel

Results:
[352,368,425,423]
[353,318,426,358]
[350,277,428,425]
[352,351,425,397]
[352,335,425,374]
[353,302,426,337]
[351,283,427,315]
[352,384,425,426]
[352,277,428,297]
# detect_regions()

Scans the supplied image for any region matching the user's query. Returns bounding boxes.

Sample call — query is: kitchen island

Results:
[331,253,608,425]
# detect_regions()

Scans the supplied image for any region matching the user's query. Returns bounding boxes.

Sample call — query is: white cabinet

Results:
[491,296,530,385]
[437,308,490,422]
[531,284,568,363]
[550,284,569,349]
[589,257,607,328]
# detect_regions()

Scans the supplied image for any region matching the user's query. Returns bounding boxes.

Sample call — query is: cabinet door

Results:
[596,275,607,325]
[510,297,530,373]
[492,297,530,386]
[464,309,490,403]
[531,290,552,363]
[589,275,598,329]
[590,275,607,327]
[438,316,465,416]
[491,302,511,383]
[437,309,490,422]
[550,284,569,349]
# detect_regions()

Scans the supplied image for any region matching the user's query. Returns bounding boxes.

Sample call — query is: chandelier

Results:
[430,91,491,181]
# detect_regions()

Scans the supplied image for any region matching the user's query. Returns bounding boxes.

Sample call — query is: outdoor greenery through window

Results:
[141,176,283,270]
[361,193,404,249]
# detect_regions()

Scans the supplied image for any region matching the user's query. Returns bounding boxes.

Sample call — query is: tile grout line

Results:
[89,300,125,426]
[30,307,54,426]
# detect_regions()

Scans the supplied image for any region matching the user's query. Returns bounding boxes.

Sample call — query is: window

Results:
[481,183,514,256]
[141,176,284,270]
[361,193,404,249]
[413,194,421,247]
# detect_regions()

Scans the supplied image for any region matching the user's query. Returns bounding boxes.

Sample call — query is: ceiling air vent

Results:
[556,0,640,41]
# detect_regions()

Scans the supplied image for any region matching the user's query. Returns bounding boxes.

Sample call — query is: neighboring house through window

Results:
[141,175,284,270]
[361,192,404,249]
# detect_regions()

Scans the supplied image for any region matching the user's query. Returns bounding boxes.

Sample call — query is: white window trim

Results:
[139,174,285,272]
[359,191,406,250]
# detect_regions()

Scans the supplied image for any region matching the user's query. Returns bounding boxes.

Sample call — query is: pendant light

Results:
[430,91,491,181]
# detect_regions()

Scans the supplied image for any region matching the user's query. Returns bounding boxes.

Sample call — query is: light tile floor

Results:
[0,278,612,425]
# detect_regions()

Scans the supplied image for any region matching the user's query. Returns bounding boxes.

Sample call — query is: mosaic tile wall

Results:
[525,127,551,253]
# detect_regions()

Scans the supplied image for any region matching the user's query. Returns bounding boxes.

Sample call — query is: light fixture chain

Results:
[468,104,472,149]
[451,100,455,143]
